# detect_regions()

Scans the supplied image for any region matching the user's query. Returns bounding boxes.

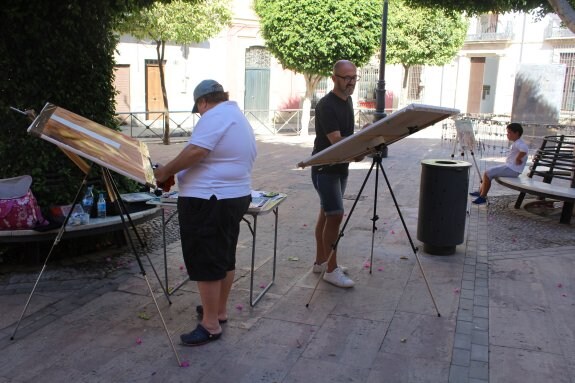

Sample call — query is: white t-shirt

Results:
[177,101,257,199]
[506,137,529,173]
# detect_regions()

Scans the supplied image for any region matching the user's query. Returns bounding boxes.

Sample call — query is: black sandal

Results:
[196,305,228,324]
[180,324,222,346]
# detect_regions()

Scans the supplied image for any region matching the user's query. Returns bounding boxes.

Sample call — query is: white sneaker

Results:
[323,267,355,288]
[312,262,348,274]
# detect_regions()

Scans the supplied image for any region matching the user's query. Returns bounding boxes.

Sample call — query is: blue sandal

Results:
[180,324,221,346]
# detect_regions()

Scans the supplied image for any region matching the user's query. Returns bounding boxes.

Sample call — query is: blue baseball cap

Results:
[192,79,224,113]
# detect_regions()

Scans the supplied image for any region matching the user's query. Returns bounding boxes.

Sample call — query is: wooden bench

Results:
[495,135,575,224]
[495,176,575,223]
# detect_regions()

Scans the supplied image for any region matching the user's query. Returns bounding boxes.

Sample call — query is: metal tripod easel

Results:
[10,165,183,366]
[306,145,441,317]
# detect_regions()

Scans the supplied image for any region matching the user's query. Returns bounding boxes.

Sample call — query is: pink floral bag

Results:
[0,175,48,230]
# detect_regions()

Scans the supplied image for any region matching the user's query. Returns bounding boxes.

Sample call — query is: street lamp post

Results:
[373,0,389,157]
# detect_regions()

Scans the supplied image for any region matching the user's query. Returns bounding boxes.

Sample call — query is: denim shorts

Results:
[486,165,520,180]
[311,170,348,215]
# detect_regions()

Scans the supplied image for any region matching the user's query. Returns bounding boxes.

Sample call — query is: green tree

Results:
[387,0,468,104]
[117,0,232,144]
[254,0,382,135]
[0,0,154,209]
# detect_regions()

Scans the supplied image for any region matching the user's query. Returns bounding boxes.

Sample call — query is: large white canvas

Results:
[298,104,460,168]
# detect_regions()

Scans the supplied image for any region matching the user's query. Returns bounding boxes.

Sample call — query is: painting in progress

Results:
[28,103,155,186]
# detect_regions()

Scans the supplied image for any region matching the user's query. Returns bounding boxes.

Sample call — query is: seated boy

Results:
[470,122,529,205]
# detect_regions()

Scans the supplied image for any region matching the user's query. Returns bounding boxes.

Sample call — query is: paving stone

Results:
[454,332,471,350]
[452,347,471,367]
[382,311,455,362]
[469,360,489,380]
[490,306,563,353]
[457,307,473,322]
[471,343,488,362]
[471,329,489,346]
[473,317,489,331]
[369,352,450,382]
[460,288,474,300]
[473,295,489,307]
[456,320,473,335]
[490,345,572,383]
[448,364,469,383]
[459,298,473,311]
[473,305,489,318]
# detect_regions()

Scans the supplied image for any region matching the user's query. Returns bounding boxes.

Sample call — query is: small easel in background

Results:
[453,118,482,183]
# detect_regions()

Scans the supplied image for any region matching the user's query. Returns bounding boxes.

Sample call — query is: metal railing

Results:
[442,114,575,159]
[116,111,200,139]
[544,21,575,40]
[466,21,514,42]
[117,108,383,138]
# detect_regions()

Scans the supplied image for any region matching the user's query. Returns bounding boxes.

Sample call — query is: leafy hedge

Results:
[0,1,152,209]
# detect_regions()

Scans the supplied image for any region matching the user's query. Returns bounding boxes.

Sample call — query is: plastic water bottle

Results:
[82,185,94,214]
[97,193,106,218]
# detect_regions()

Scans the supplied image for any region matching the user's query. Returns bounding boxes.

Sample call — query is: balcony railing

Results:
[466,21,514,42]
[544,22,575,40]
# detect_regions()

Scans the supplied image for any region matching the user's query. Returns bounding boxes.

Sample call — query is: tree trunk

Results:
[300,74,323,136]
[547,0,575,34]
[400,64,410,108]
[156,40,170,145]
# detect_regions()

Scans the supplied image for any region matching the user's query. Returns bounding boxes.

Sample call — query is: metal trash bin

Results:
[417,159,471,255]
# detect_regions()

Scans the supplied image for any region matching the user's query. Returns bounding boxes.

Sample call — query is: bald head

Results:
[333,60,356,74]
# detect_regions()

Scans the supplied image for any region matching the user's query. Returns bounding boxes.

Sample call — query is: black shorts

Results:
[178,194,250,281]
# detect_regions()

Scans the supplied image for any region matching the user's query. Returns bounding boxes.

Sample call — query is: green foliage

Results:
[404,0,568,16]
[0,1,148,209]
[387,0,468,67]
[118,0,232,49]
[254,0,382,77]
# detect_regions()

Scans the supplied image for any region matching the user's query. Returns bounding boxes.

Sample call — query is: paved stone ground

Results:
[1,125,574,383]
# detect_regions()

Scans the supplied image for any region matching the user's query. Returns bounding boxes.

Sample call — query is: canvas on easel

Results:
[15,103,182,365]
[298,104,459,315]
[453,118,482,181]
[27,103,156,186]
[298,104,460,168]
[453,118,477,156]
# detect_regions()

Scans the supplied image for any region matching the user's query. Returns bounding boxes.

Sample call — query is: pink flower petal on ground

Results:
[106,257,112,262]
[260,283,266,289]
[454,288,460,294]
[236,304,243,311]
[364,262,371,269]
[562,293,567,297]
[179,265,184,271]
[180,361,190,368]
[377,267,384,272]
[136,338,142,345]
[512,238,516,243]
[557,283,563,288]
[302,224,307,227]
[391,230,395,234]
